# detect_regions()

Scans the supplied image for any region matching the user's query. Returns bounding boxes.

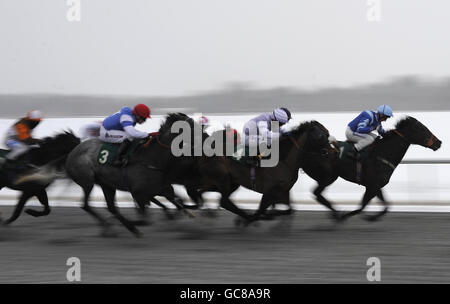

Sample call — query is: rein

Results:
[393,129,435,148]
[289,136,301,150]
[393,129,410,144]
[143,136,171,149]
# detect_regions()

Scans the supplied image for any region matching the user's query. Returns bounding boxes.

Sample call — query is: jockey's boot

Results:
[113,140,132,167]
[244,156,259,167]
[347,146,361,161]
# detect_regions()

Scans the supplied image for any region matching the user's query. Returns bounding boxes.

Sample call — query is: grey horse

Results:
[65,113,196,237]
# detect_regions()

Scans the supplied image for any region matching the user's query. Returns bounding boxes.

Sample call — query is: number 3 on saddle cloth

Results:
[97,138,145,167]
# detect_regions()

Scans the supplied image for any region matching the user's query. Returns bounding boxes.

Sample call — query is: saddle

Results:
[0,149,37,177]
[231,145,266,168]
[97,139,143,167]
[229,145,263,190]
[337,141,377,184]
[337,141,372,161]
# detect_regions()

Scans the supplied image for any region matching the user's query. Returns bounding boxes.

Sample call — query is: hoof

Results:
[234,217,243,227]
[164,212,176,220]
[363,214,383,222]
[131,219,151,226]
[2,219,12,226]
[25,209,49,217]
[101,223,118,237]
[101,229,119,238]
[201,209,218,218]
[329,211,344,222]
[258,214,276,221]
[133,230,143,238]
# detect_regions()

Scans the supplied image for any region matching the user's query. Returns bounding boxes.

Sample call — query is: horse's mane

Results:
[159,113,193,134]
[381,116,415,139]
[285,120,326,139]
[40,130,79,145]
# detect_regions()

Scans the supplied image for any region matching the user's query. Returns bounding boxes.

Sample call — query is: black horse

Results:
[301,116,442,221]
[198,120,332,223]
[0,131,81,224]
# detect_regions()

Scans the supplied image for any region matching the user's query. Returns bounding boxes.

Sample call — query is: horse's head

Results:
[158,113,208,155]
[289,120,331,152]
[395,116,442,151]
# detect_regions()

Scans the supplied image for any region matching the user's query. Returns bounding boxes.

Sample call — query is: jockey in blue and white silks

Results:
[243,108,292,148]
[346,105,393,153]
[99,104,151,166]
[99,104,151,144]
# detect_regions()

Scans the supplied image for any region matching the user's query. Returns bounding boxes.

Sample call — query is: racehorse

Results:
[63,113,207,236]
[0,131,80,224]
[301,116,442,221]
[198,120,332,224]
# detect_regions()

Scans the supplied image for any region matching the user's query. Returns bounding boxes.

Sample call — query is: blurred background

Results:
[0,0,450,283]
[0,0,448,207]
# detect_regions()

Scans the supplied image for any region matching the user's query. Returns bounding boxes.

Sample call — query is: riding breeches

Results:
[99,126,129,143]
[345,126,377,151]
[5,139,30,160]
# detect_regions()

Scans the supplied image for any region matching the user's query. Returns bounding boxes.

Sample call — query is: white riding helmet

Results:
[273,108,289,124]
[27,110,43,121]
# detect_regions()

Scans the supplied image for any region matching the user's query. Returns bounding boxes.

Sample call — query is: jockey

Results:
[346,104,393,159]
[100,104,151,166]
[80,120,102,140]
[3,110,43,168]
[243,107,291,153]
[198,116,210,129]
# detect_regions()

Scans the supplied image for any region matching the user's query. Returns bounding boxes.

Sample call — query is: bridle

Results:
[143,135,170,149]
[393,129,436,148]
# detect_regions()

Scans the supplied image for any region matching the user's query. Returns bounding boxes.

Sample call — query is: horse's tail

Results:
[13,156,68,186]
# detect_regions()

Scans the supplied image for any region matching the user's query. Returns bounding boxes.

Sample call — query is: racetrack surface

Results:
[1,206,450,283]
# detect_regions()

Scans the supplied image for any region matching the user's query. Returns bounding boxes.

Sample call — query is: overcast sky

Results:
[0,0,449,96]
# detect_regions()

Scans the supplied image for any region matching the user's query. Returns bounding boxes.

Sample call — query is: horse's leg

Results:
[101,184,141,237]
[3,191,34,225]
[130,191,152,226]
[186,187,204,209]
[150,197,177,220]
[342,187,378,220]
[80,184,108,226]
[250,193,277,223]
[24,189,51,217]
[313,183,341,221]
[220,192,251,221]
[265,191,293,218]
[364,189,390,222]
[162,187,195,218]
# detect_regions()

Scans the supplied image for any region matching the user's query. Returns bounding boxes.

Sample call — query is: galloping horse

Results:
[0,131,80,224]
[63,113,206,236]
[198,120,332,223]
[301,116,442,221]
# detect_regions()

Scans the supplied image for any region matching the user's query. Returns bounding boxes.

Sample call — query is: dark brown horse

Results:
[301,116,442,221]
[198,121,332,223]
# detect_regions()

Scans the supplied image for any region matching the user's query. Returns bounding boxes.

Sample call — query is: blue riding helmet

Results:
[377,105,393,117]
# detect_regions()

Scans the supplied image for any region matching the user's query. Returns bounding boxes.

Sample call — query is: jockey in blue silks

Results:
[346,104,393,159]
[99,104,151,165]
